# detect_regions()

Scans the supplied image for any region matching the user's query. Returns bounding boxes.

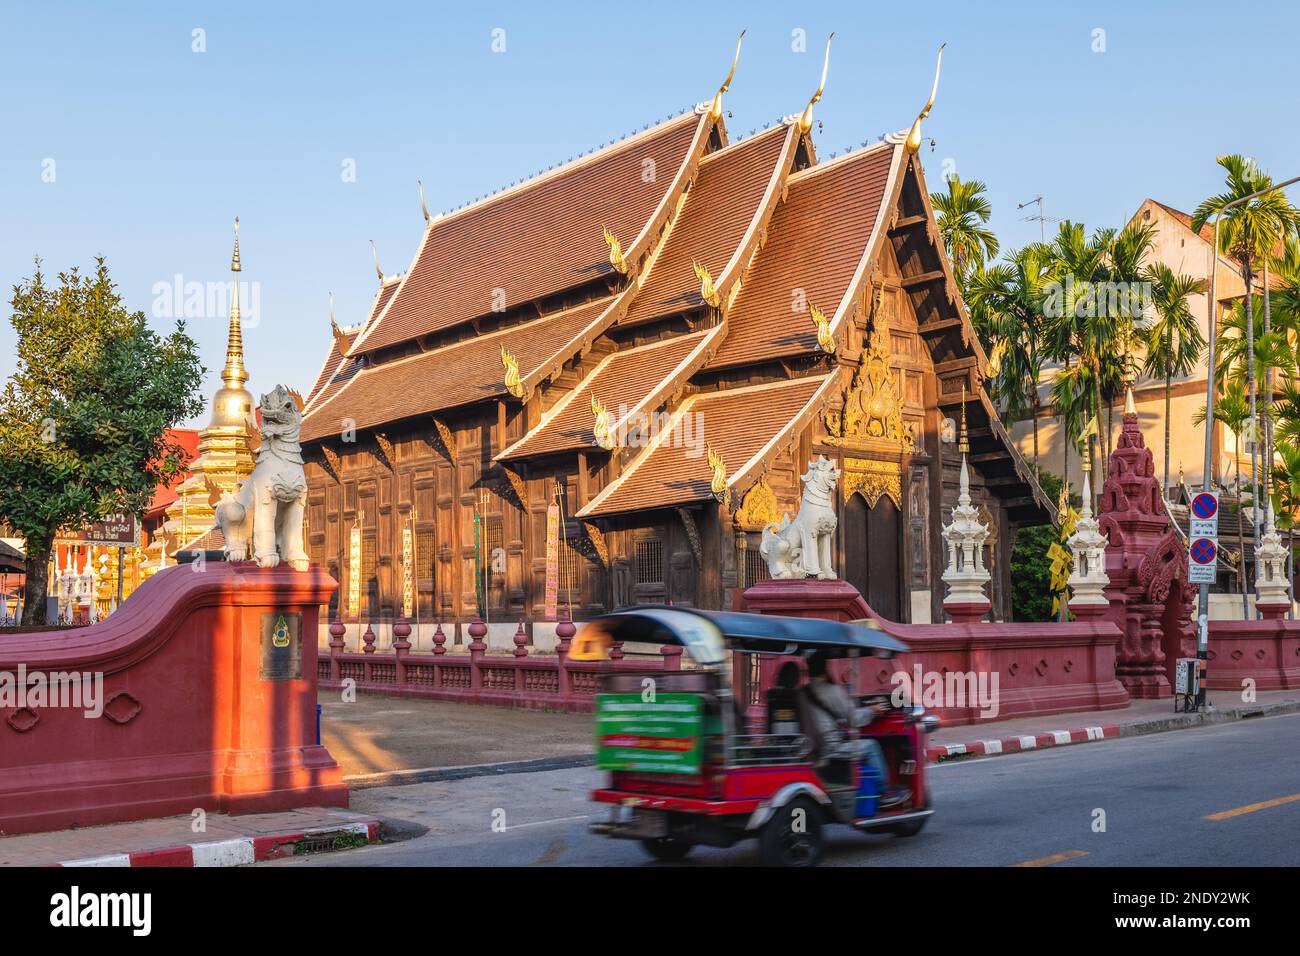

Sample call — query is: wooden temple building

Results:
[297,41,1052,647]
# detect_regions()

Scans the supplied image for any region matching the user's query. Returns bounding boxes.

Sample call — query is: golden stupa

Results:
[142,217,256,574]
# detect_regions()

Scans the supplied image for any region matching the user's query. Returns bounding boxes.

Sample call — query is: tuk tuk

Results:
[581,606,939,866]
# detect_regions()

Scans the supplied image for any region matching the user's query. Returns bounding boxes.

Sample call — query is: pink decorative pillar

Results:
[361,621,377,654]
[467,615,487,690]
[432,619,447,655]
[513,619,529,657]
[328,615,346,681]
[392,613,412,684]
[1097,398,1194,698]
[555,609,575,697]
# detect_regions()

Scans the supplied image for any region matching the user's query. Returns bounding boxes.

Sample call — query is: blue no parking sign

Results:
[1190,491,1220,540]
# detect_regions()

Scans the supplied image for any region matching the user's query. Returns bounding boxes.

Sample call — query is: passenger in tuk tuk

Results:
[799,652,890,787]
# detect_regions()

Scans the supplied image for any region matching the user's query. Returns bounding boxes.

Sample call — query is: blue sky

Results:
[2,1,1297,424]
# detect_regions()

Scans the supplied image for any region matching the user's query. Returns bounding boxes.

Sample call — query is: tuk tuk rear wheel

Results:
[640,837,693,862]
[759,797,824,867]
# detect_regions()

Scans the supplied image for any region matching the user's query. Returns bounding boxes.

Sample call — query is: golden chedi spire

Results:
[708,31,745,123]
[905,43,946,155]
[797,34,833,136]
[209,216,255,428]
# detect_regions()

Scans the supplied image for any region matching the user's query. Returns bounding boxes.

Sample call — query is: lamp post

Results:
[1196,173,1300,709]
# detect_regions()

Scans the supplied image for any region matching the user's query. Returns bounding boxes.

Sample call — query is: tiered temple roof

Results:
[298,59,1051,530]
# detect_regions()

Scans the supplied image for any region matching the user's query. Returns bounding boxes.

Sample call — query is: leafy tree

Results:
[931,174,999,291]
[1195,381,1251,597]
[1141,262,1206,499]
[968,244,1052,470]
[1008,469,1065,622]
[0,259,204,624]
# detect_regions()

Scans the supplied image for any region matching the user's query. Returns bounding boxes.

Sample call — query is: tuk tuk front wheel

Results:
[640,837,693,862]
[759,797,824,867]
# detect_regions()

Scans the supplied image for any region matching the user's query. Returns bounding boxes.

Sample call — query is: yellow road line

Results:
[1010,850,1089,867]
[1204,792,1300,821]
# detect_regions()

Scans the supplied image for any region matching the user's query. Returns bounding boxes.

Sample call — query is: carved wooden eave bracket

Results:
[374,433,397,472]
[677,507,704,566]
[501,466,528,510]
[320,445,343,483]
[429,416,457,464]
[581,520,610,566]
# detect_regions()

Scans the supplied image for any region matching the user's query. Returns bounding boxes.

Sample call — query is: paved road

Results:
[264,712,1300,867]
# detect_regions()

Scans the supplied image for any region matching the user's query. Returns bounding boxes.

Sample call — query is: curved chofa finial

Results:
[797,33,834,135]
[708,30,746,122]
[418,180,431,223]
[905,42,946,155]
[329,292,350,353]
[370,239,384,284]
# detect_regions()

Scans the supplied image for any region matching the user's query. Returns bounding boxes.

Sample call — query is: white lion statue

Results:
[216,384,310,571]
[760,455,841,580]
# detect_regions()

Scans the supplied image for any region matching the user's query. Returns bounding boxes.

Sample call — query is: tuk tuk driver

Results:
[802,652,889,783]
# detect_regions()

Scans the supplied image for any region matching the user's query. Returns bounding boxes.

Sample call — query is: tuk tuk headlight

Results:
[921,714,941,735]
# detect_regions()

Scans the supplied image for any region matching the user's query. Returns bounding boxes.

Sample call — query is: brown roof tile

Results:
[300,296,617,443]
[350,114,706,355]
[577,374,833,517]
[620,125,792,327]
[498,327,719,461]
[708,143,899,370]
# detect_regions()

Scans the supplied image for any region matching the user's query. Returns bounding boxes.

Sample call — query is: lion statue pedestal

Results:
[216,384,310,571]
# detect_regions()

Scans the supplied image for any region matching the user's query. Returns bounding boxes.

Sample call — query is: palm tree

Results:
[967,244,1052,470]
[1142,263,1206,499]
[1192,155,1300,551]
[931,175,999,291]
[1271,442,1300,613]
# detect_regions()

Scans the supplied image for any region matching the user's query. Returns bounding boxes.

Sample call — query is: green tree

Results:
[1195,381,1251,599]
[1141,262,1206,499]
[1008,469,1065,622]
[968,244,1052,470]
[931,174,999,291]
[0,259,204,624]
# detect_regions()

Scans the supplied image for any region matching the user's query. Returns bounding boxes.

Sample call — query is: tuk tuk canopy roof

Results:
[591,606,909,660]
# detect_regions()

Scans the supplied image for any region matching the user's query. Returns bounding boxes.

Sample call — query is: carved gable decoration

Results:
[733,477,784,531]
[842,457,902,509]
[823,287,916,452]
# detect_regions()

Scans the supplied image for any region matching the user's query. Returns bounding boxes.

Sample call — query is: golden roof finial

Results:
[1082,441,1093,473]
[797,33,834,136]
[709,31,746,122]
[603,226,629,275]
[693,259,721,308]
[221,216,248,391]
[501,345,524,399]
[958,382,969,455]
[811,303,835,353]
[418,180,431,223]
[370,239,384,284]
[707,446,728,502]
[329,292,350,354]
[904,42,946,155]
[591,395,616,450]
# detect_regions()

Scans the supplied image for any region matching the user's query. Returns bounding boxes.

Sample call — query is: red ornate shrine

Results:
[1098,405,1195,698]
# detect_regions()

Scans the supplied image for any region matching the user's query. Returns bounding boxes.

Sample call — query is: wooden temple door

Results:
[843,492,902,620]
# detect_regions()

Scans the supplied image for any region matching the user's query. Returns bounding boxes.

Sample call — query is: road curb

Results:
[926,697,1300,764]
[926,725,1119,763]
[52,820,381,868]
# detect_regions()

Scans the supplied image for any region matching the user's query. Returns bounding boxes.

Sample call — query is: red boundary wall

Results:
[0,563,346,836]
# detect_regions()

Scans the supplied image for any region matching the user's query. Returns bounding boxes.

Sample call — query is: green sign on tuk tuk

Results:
[595,693,705,775]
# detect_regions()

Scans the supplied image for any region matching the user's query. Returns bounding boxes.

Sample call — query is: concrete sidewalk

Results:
[0,807,381,868]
